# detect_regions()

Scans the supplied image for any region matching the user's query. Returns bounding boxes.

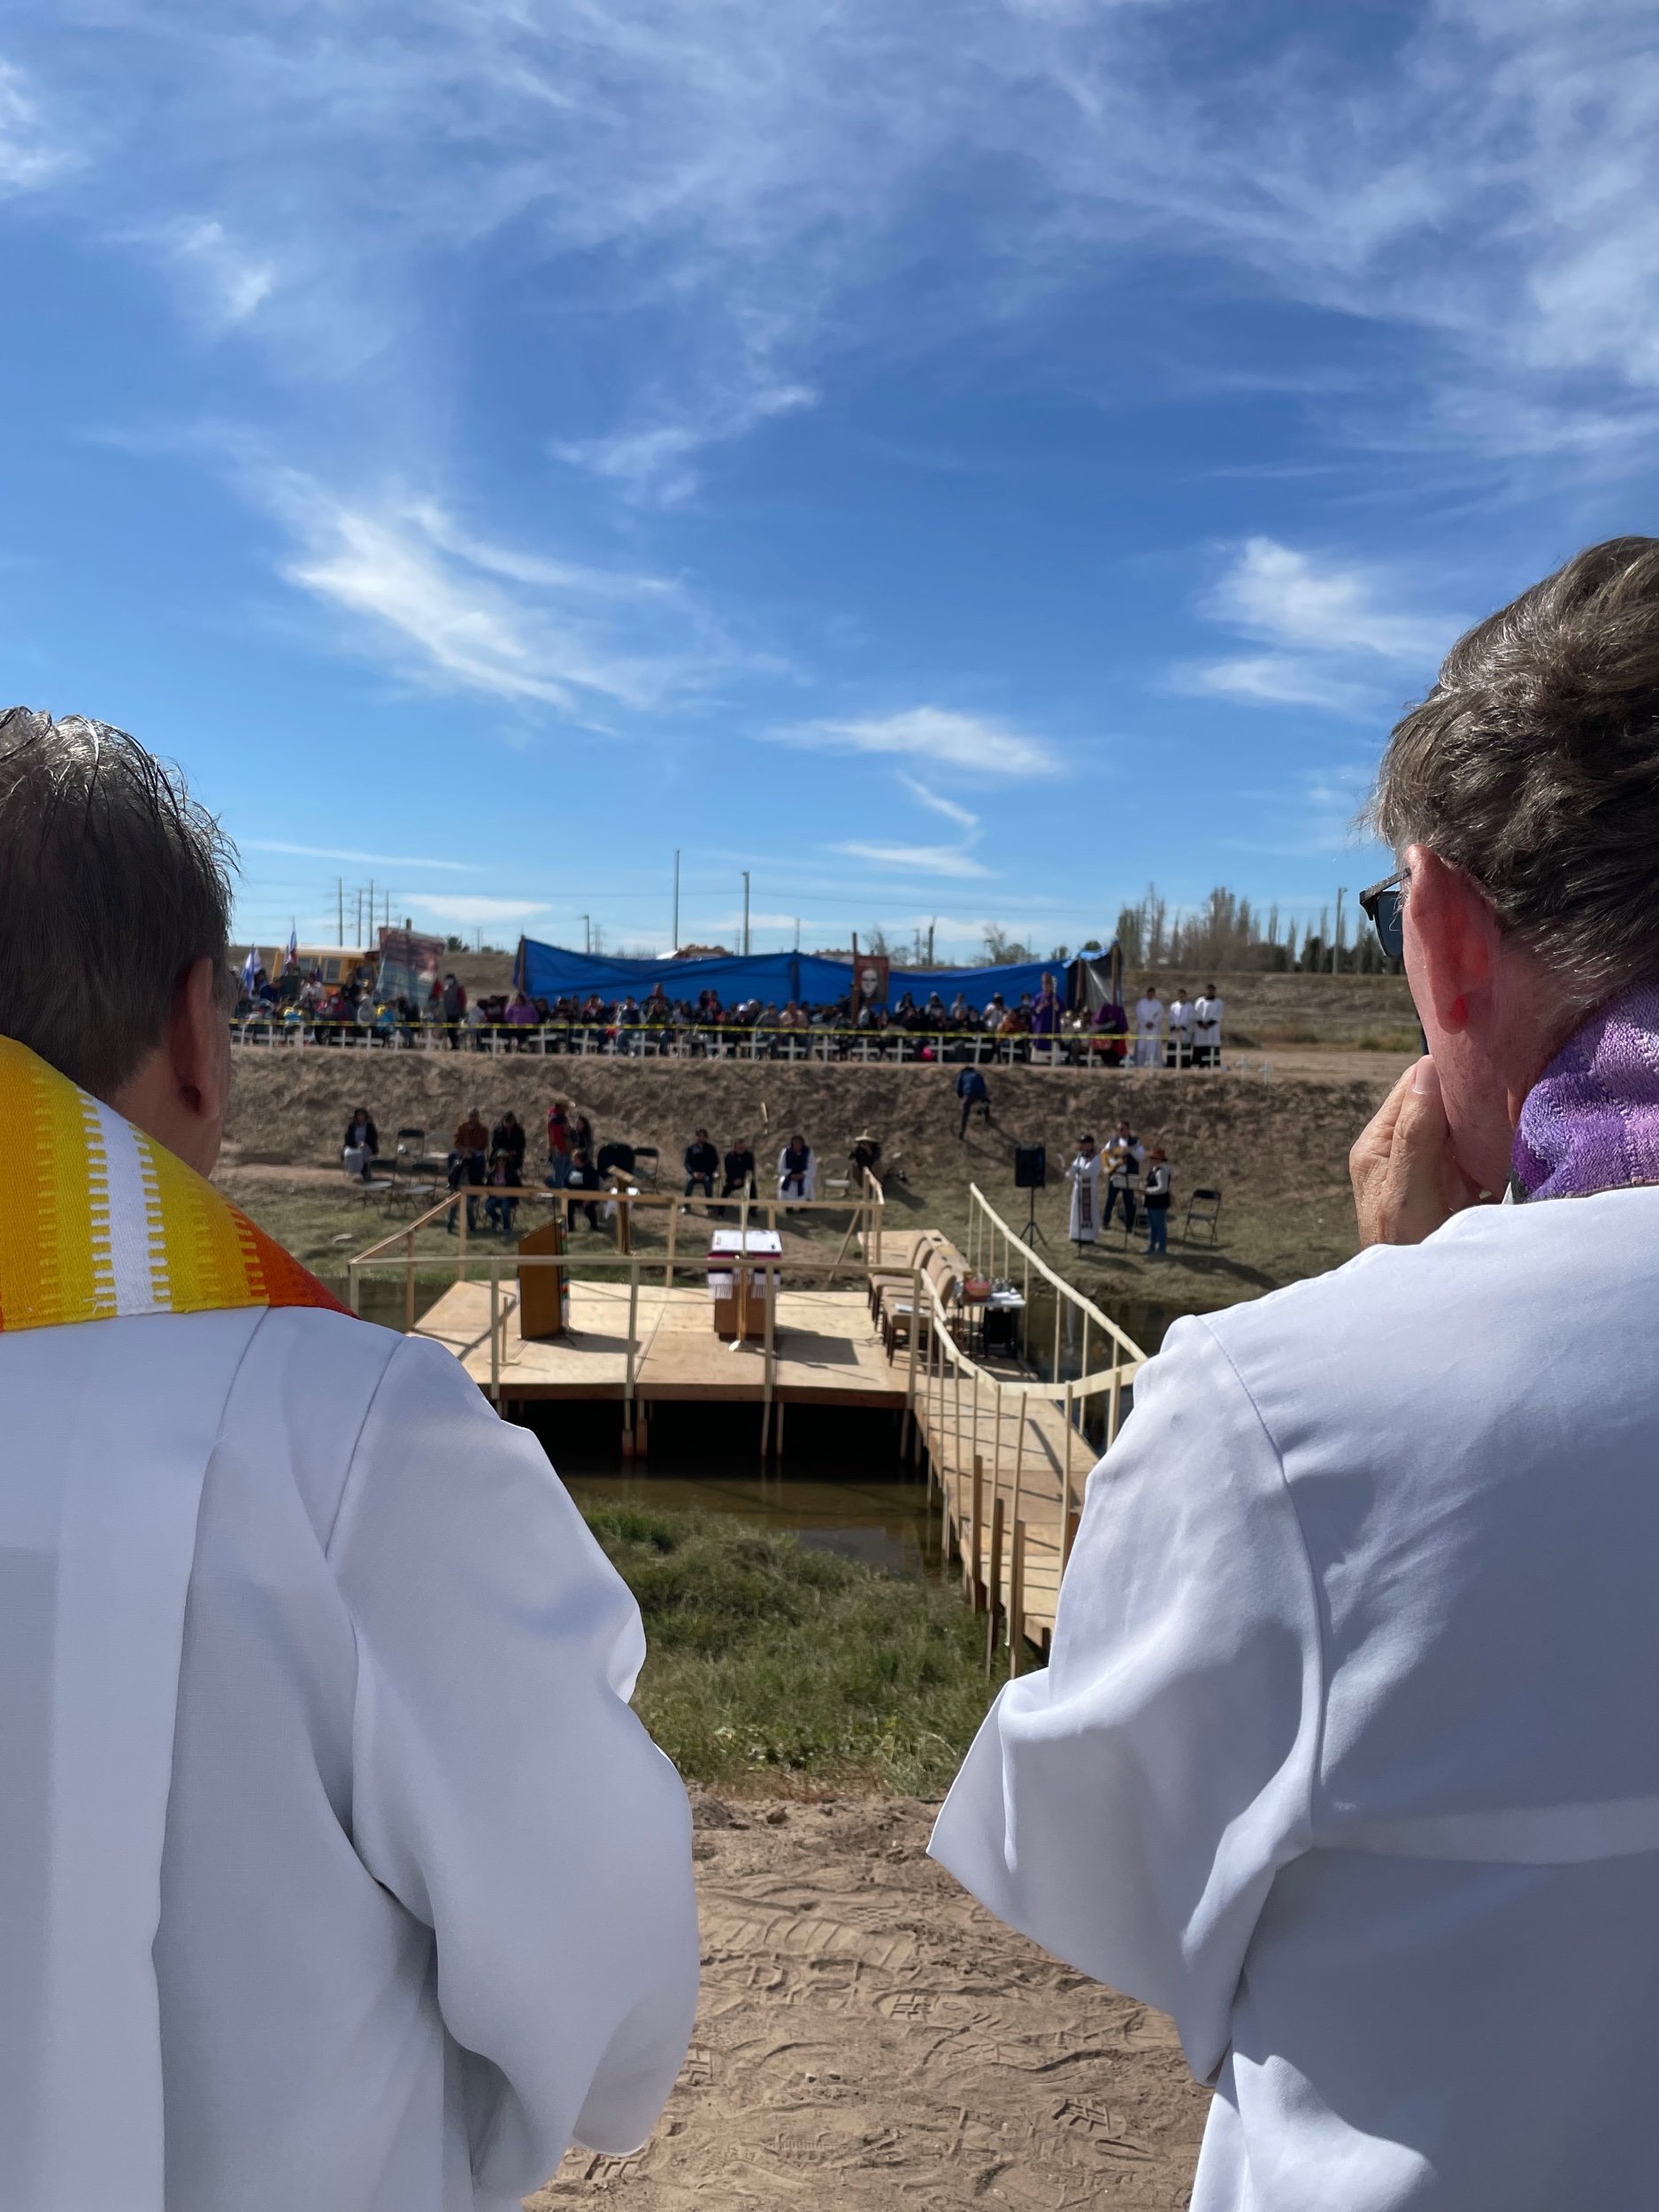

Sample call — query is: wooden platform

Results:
[414,1279,907,1409]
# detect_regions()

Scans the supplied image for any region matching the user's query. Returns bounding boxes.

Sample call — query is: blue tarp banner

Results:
[515,939,1062,1014]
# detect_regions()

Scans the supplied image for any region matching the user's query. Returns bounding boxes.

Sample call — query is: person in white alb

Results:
[1193,982,1224,1066]
[0,708,699,2212]
[931,538,1659,2211]
[1132,983,1164,1066]
[1064,1133,1103,1246]
[1165,987,1195,1068]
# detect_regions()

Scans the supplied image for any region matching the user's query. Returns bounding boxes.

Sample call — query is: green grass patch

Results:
[581,1502,998,1795]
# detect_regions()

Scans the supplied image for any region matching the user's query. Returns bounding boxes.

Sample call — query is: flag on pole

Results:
[240,944,260,993]
[274,922,298,979]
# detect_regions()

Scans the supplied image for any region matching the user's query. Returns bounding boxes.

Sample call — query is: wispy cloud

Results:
[554,381,817,506]
[774,706,1059,777]
[896,772,979,830]
[31,0,1659,474]
[1172,538,1459,716]
[241,838,480,873]
[257,469,742,715]
[155,217,280,329]
[408,893,551,924]
[835,840,994,878]
[0,61,62,194]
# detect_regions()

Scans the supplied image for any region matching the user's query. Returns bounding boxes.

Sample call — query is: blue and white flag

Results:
[240,944,261,992]
[276,923,298,977]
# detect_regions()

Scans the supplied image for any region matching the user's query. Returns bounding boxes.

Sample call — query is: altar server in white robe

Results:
[1064,1133,1103,1244]
[1166,987,1195,1067]
[1193,981,1224,1066]
[932,538,1659,2212]
[1133,984,1164,1066]
[0,708,699,2212]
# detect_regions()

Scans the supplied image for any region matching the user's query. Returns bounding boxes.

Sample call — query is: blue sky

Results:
[2,0,1655,960]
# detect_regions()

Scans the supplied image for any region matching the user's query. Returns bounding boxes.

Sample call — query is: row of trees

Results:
[1110,884,1395,975]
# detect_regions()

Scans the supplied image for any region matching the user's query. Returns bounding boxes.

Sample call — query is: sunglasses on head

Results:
[1359,868,1407,961]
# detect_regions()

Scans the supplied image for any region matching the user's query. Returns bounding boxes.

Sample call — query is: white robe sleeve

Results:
[327,1337,698,2193]
[928,1317,1322,2084]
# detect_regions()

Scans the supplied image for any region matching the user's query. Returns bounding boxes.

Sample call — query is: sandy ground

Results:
[532,1794,1207,2210]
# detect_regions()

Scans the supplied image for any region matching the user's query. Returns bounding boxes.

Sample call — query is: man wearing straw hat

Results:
[0,708,698,2212]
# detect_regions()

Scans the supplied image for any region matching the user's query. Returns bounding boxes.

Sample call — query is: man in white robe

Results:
[1064,1135,1102,1244]
[930,538,1659,2211]
[0,708,699,2212]
[1166,987,1195,1068]
[1193,981,1224,1066]
[1132,984,1164,1066]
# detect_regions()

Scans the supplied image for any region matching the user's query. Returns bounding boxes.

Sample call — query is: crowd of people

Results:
[1064,1125,1175,1256]
[242,964,1224,1067]
[344,1094,889,1235]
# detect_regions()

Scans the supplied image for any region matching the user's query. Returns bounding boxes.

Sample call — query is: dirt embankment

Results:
[227,1048,1386,1215]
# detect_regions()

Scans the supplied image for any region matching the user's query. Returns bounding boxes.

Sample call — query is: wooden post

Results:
[664,1198,677,1288]
[1063,1378,1075,1554]
[488,1262,500,1405]
[1109,1355,1123,1446]
[761,1256,776,1462]
[1009,1519,1026,1678]
[403,1230,416,1330]
[971,1454,986,1610]
[985,1494,1005,1676]
[1064,1508,1081,1574]
[624,1263,640,1455]
[457,1190,468,1285]
[347,1261,360,1316]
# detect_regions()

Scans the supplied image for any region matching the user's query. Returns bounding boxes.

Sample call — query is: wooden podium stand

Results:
[517,1217,568,1339]
[707,1228,782,1341]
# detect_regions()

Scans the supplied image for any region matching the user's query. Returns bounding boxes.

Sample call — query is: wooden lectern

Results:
[517,1216,568,1339]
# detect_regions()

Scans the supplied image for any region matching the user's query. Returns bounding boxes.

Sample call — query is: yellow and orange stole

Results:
[0,1034,347,1331]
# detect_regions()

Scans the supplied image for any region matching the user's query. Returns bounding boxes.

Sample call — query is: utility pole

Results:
[927,918,936,964]
[1333,887,1347,975]
[336,879,343,949]
[581,914,591,955]
[672,849,680,952]
[741,871,751,956]
[794,916,801,951]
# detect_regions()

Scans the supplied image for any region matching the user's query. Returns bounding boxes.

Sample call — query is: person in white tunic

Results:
[0,709,699,2212]
[1132,984,1164,1067]
[1165,987,1195,1068]
[1064,1133,1103,1245]
[1193,981,1224,1066]
[931,539,1659,2212]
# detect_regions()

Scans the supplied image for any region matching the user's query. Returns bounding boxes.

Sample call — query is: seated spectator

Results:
[342,1105,379,1181]
[447,1107,488,1233]
[722,1137,757,1200]
[643,984,671,1027]
[683,1127,718,1198]
[923,992,949,1030]
[484,1147,522,1237]
[777,1133,816,1203]
[1094,996,1128,1064]
[504,989,537,1033]
[949,991,973,1029]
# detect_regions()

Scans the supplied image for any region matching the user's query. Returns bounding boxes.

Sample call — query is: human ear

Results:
[169,956,231,1130]
[1401,845,1498,1036]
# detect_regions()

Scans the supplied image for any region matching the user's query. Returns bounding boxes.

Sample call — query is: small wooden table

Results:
[707,1228,783,1341]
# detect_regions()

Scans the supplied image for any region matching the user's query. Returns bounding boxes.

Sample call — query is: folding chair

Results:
[1184,1187,1223,1245]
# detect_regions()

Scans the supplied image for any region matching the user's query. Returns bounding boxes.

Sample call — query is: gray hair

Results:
[1370,537,1659,1009]
[0,708,235,1098]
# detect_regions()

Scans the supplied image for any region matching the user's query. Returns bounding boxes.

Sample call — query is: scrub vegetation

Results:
[580,1502,996,1794]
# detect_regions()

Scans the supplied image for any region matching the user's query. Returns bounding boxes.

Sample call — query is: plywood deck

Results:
[413,1279,907,1408]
